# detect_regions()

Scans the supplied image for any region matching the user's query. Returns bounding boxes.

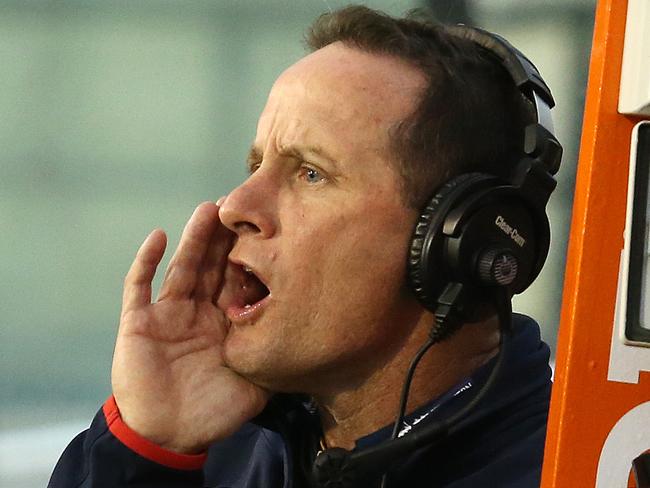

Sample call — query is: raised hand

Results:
[111,202,270,454]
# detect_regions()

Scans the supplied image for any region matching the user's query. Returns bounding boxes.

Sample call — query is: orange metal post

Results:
[541,0,649,486]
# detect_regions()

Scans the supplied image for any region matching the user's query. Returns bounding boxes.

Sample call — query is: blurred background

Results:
[0,0,595,486]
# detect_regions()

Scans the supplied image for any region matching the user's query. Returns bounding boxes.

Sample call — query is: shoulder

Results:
[391,313,551,487]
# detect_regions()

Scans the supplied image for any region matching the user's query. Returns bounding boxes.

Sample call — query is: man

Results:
[49,6,555,488]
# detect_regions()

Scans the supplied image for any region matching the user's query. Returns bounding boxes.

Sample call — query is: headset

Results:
[408,25,562,332]
[311,25,563,488]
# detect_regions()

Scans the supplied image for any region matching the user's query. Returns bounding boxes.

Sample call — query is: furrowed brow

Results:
[279,144,338,168]
[246,143,340,173]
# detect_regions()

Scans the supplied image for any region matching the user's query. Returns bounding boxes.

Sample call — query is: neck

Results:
[314,315,500,450]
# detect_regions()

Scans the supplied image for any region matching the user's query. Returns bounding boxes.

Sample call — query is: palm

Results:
[112,203,269,453]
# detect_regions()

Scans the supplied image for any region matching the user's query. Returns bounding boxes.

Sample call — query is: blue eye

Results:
[301,166,325,184]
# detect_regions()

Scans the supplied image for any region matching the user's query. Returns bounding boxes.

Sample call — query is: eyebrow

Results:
[246,143,339,173]
[246,146,263,173]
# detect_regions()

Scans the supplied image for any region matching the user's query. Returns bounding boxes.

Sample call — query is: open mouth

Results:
[239,265,270,308]
[218,260,271,323]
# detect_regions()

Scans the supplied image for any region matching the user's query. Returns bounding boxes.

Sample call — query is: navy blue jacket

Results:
[49,314,551,487]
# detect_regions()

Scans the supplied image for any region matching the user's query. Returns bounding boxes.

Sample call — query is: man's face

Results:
[217,42,427,393]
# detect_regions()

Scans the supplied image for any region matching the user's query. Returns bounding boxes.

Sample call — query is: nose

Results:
[219,170,277,239]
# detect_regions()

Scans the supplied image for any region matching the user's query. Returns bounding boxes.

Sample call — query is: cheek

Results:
[290,208,413,316]
[335,235,409,303]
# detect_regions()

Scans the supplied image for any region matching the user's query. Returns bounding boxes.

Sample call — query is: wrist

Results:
[103,395,208,470]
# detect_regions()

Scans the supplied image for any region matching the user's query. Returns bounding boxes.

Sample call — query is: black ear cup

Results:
[408,173,494,311]
[408,172,550,320]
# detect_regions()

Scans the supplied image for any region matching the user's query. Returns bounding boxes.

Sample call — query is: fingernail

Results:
[216,196,226,206]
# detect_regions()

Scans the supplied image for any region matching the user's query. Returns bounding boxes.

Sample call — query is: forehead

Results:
[255,42,425,160]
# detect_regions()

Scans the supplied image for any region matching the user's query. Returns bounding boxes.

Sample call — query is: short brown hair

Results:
[305,6,532,208]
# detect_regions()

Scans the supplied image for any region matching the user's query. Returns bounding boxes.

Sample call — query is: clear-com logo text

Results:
[495,215,526,247]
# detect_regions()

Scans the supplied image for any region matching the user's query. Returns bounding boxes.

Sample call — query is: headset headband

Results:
[447,25,562,177]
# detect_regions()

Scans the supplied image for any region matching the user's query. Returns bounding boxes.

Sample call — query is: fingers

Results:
[157,202,220,301]
[194,221,234,300]
[122,229,167,315]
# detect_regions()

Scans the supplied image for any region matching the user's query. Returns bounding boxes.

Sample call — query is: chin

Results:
[223,341,320,394]
[222,334,281,385]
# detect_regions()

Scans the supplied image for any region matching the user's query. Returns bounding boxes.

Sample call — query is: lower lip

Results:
[226,295,270,324]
